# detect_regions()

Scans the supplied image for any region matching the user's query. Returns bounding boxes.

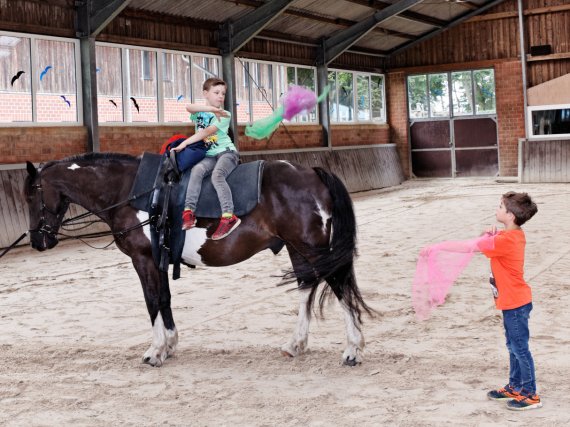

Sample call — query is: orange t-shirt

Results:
[478,229,532,310]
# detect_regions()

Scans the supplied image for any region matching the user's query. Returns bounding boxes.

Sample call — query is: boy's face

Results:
[203,84,226,108]
[496,198,512,225]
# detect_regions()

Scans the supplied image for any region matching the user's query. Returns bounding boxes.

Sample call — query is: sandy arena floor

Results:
[1,178,569,426]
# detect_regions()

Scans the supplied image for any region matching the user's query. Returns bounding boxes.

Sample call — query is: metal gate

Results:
[410,116,499,178]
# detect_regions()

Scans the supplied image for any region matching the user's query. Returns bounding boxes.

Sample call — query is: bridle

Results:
[1,161,157,259]
[28,173,67,238]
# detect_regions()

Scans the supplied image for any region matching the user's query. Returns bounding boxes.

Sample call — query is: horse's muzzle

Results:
[29,231,58,251]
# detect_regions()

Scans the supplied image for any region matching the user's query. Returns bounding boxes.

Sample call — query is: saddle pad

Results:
[129,152,264,218]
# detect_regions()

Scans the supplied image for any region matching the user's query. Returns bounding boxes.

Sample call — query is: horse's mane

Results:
[41,152,139,171]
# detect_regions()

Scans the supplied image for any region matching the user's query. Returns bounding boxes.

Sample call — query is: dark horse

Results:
[24,153,373,366]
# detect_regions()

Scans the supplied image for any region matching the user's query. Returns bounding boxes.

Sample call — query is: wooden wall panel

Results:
[241,145,404,193]
[0,146,403,248]
[387,0,570,86]
[521,139,570,182]
[0,0,75,37]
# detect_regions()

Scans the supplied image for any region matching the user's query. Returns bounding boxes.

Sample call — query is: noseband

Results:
[29,172,63,238]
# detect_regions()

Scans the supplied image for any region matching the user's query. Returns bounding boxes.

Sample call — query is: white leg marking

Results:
[181,227,208,266]
[341,303,365,365]
[143,312,178,367]
[282,288,311,357]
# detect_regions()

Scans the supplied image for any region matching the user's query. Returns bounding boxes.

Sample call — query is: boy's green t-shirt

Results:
[190,111,236,156]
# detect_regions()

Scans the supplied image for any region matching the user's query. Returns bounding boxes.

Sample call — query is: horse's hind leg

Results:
[281,248,317,357]
[326,264,365,366]
[281,288,313,357]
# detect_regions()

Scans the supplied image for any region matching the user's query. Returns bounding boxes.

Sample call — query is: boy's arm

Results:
[185,104,229,119]
[171,126,218,152]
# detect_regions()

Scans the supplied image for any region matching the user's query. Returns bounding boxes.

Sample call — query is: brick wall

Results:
[0,126,87,164]
[0,123,390,164]
[387,71,410,178]
[494,61,525,176]
[99,125,195,155]
[237,124,389,151]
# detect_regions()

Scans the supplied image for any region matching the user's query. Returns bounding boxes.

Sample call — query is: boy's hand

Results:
[213,108,229,119]
[483,225,497,235]
[171,141,189,152]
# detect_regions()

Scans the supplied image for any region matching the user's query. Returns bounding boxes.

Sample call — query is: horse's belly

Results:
[181,228,208,266]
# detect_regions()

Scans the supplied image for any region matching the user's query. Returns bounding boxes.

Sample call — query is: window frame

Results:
[407,68,496,121]
[328,68,386,124]
[97,41,222,126]
[0,30,82,127]
[527,103,570,140]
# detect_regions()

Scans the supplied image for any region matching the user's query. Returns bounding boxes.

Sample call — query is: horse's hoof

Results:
[343,356,360,367]
[281,350,294,358]
[142,355,163,367]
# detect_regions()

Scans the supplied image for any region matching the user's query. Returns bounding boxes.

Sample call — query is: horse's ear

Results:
[26,161,37,178]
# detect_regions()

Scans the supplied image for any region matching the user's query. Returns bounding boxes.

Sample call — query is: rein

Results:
[0,177,157,259]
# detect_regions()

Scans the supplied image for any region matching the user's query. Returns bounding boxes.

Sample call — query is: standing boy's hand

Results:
[482,225,497,236]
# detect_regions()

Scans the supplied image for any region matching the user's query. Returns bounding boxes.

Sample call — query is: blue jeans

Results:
[184,150,239,214]
[503,302,536,394]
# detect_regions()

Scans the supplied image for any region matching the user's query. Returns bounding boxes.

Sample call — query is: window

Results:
[128,48,157,122]
[451,71,473,116]
[429,73,449,117]
[528,104,570,138]
[234,58,321,124]
[328,70,384,123]
[0,34,32,123]
[162,52,193,123]
[0,31,80,125]
[96,45,123,123]
[95,42,220,124]
[474,69,496,114]
[408,69,495,119]
[141,50,152,80]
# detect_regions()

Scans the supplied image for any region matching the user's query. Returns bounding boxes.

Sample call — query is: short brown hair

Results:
[203,77,226,91]
[502,191,538,226]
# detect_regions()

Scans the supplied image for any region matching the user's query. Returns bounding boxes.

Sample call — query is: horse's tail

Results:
[306,167,376,325]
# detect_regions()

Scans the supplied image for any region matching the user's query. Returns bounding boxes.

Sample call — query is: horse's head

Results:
[24,161,69,251]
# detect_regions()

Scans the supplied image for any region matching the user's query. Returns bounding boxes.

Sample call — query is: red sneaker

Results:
[212,214,241,240]
[181,209,196,230]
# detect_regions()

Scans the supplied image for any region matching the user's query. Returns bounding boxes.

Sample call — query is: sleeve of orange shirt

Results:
[479,232,509,258]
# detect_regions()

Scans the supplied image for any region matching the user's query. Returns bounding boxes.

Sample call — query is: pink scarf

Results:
[412,234,495,321]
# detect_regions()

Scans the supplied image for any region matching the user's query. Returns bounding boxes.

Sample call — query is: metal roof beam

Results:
[219,0,296,54]
[344,0,447,28]
[317,0,423,65]
[76,0,132,37]
[388,0,508,57]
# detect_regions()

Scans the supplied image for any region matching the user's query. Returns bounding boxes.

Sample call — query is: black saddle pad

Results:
[128,152,264,280]
[129,152,263,218]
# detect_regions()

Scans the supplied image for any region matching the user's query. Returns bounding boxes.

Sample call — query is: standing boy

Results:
[479,191,541,411]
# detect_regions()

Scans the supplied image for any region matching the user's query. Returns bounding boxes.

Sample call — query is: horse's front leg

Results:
[281,288,312,357]
[136,262,179,367]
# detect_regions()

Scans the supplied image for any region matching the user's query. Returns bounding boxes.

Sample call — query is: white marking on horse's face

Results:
[181,227,208,266]
[67,163,80,170]
[136,211,151,242]
[314,199,331,235]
